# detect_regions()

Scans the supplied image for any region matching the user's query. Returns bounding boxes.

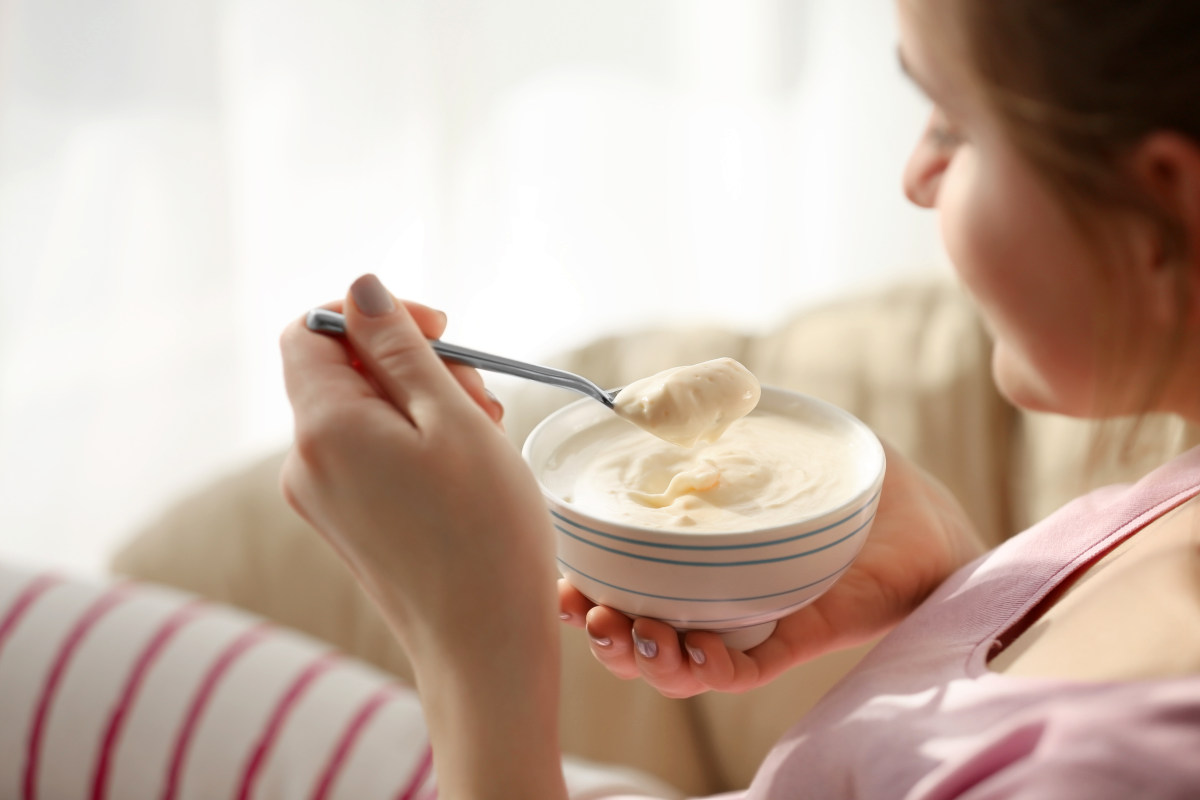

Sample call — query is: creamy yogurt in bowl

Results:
[523,382,885,650]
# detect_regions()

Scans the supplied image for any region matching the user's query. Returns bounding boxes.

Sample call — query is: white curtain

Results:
[0,0,944,576]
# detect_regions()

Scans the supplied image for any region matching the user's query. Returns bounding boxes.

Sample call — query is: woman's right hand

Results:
[279,275,570,798]
[558,441,987,697]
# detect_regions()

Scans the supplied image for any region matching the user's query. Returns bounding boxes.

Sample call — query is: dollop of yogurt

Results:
[612,358,761,447]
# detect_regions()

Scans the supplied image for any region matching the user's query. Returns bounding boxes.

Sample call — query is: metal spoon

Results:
[306,308,616,408]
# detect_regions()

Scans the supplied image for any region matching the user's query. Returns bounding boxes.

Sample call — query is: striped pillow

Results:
[0,564,678,800]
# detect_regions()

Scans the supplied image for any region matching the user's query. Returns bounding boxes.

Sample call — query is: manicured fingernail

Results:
[633,633,658,659]
[483,388,504,421]
[350,274,395,317]
[687,645,706,665]
[585,621,612,647]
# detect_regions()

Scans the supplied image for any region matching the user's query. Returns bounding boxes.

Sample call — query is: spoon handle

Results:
[305,308,615,408]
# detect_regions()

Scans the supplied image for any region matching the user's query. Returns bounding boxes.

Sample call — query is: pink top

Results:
[736,446,1200,799]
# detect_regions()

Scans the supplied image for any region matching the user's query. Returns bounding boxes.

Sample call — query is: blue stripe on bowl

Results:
[550,485,882,551]
[555,508,876,568]
[557,553,855,605]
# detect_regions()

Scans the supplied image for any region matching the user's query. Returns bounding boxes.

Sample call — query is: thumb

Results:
[344,273,466,423]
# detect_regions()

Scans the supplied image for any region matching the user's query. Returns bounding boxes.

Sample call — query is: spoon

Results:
[305,308,617,408]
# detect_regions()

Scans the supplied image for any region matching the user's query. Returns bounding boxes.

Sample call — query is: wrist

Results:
[413,619,567,800]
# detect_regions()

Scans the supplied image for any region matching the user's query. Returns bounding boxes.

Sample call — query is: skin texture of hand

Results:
[280,275,569,799]
[559,441,987,698]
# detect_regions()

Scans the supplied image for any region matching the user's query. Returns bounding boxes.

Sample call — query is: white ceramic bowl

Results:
[522,386,885,650]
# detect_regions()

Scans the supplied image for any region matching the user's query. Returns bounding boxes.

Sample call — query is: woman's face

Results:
[896,0,1163,417]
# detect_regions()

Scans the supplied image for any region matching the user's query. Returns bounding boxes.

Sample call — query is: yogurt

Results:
[612,358,761,447]
[540,410,863,531]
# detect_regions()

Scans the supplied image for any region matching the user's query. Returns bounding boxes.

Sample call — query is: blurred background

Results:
[0,0,946,576]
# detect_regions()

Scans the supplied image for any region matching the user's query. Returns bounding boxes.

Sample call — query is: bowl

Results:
[522,386,885,650]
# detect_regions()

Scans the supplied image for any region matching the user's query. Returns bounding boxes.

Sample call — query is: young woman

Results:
[279,0,1200,796]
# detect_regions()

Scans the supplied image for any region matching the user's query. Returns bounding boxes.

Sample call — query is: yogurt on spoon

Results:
[611,357,761,447]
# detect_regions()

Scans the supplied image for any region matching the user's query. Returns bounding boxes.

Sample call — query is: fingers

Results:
[560,585,799,696]
[401,300,448,340]
[557,579,594,628]
[341,274,467,424]
[571,598,799,695]
[316,296,448,340]
[627,618,699,699]
[399,300,502,423]
[582,606,641,680]
[582,607,712,698]
[341,274,504,426]
[679,630,772,693]
[281,304,380,418]
[447,362,505,425]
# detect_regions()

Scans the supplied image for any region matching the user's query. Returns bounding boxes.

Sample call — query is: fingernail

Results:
[483,388,504,421]
[686,645,706,665]
[559,612,572,621]
[633,632,658,659]
[350,274,395,317]
[585,621,612,647]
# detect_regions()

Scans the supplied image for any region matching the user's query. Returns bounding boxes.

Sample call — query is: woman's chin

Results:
[991,350,1069,416]
[991,347,1159,420]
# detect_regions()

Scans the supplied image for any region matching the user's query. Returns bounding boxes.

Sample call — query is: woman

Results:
[281,0,1200,796]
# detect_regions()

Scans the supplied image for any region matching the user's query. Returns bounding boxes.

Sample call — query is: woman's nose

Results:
[903,115,948,208]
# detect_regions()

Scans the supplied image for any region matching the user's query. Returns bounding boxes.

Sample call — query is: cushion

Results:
[0,563,679,799]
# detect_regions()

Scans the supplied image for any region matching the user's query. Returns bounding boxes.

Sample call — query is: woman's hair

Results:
[954,0,1200,255]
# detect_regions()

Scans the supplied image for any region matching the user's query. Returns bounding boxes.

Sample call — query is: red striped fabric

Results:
[0,573,63,661]
[235,651,340,800]
[89,599,207,800]
[0,570,664,800]
[23,583,133,800]
[395,745,434,800]
[0,574,448,800]
[309,685,397,800]
[161,622,273,800]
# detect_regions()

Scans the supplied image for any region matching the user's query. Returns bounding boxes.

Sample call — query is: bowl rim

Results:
[521,385,886,542]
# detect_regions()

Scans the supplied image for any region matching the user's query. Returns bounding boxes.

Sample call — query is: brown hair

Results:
[954,0,1200,256]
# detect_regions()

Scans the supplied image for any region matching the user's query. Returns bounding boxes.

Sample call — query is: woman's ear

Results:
[1128,132,1200,325]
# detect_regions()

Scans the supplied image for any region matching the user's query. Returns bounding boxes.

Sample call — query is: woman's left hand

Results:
[558,441,987,698]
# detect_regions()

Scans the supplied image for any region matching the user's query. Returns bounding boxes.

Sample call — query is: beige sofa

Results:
[110,278,1199,795]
